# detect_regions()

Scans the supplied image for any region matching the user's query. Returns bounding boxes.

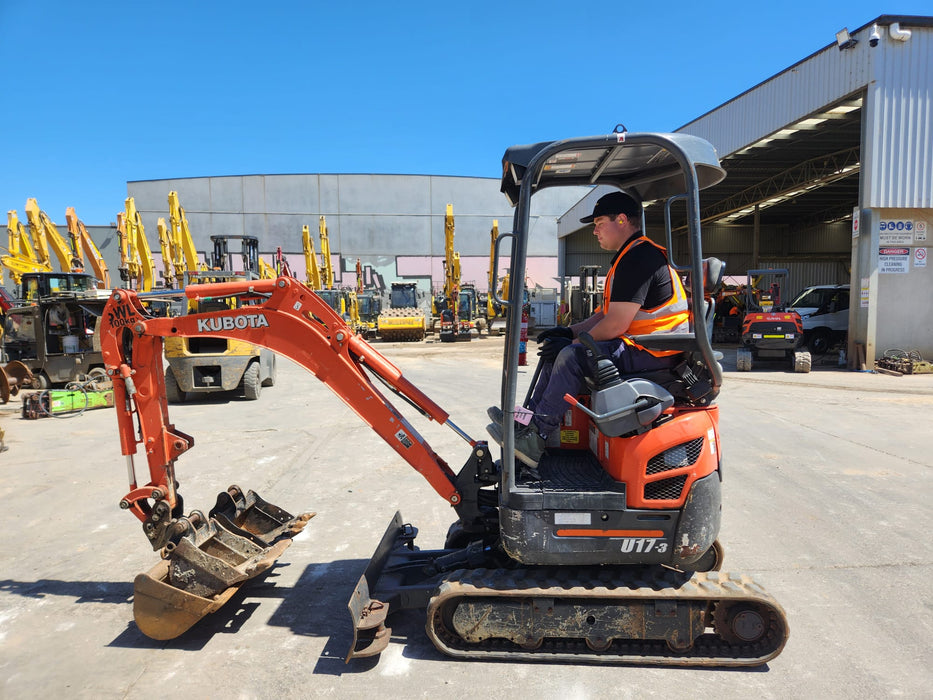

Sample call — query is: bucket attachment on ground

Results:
[0,361,34,404]
[133,486,314,640]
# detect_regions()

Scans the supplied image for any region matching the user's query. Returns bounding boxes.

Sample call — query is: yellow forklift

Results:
[162,235,276,402]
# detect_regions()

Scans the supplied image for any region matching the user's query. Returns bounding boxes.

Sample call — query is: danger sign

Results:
[879,247,910,274]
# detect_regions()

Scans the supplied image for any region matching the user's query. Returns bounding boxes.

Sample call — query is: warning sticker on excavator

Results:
[560,429,580,444]
[395,429,413,448]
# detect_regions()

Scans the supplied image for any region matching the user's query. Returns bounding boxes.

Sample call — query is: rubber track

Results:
[426,568,788,667]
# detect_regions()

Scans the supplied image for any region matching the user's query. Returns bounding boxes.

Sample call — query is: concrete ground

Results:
[1,338,931,699]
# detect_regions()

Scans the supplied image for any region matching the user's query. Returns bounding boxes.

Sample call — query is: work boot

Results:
[512,422,546,469]
[487,406,504,424]
[485,421,545,480]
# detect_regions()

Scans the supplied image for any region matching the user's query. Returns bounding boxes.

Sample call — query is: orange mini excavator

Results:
[99,129,788,667]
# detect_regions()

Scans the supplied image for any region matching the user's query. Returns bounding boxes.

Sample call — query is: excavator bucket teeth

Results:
[132,488,315,640]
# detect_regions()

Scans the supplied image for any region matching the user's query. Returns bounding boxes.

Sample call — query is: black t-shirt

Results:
[607,235,674,310]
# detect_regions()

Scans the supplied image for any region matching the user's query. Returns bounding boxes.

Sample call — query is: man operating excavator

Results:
[489,190,690,469]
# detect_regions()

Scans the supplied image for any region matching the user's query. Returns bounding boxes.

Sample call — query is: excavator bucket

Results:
[0,361,34,404]
[133,486,314,640]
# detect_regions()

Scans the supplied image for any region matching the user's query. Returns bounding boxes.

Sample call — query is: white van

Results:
[787,284,850,354]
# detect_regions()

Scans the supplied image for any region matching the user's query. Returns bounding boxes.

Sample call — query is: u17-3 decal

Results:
[620,537,668,554]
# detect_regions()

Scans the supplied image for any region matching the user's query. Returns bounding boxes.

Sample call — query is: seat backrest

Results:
[701,257,726,298]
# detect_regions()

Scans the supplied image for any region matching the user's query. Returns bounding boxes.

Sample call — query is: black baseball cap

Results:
[579,191,642,223]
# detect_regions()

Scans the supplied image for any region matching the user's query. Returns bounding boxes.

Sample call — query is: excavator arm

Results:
[101,276,469,530]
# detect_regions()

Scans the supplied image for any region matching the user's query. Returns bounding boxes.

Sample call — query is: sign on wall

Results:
[879,220,915,246]
[879,247,910,274]
[915,247,927,269]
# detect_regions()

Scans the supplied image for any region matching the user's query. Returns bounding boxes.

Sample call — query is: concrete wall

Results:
[851,207,932,361]
[128,174,588,293]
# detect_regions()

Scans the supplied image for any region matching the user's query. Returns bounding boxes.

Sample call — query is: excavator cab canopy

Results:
[497,131,727,491]
[500,131,725,206]
[19,271,98,301]
[389,282,418,309]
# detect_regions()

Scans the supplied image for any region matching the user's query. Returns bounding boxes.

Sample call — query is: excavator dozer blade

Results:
[133,487,314,640]
[346,511,414,662]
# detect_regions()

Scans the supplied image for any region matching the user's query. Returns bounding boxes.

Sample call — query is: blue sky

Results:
[1,2,928,225]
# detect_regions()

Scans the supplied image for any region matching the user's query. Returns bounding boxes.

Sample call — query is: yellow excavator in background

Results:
[434,203,462,342]
[2,210,53,285]
[119,198,156,292]
[435,204,482,341]
[350,258,381,338]
[484,220,508,335]
[313,216,352,319]
[65,207,111,288]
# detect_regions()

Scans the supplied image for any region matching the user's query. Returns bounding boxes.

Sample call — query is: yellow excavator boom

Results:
[258,256,277,280]
[3,211,52,284]
[319,216,334,290]
[25,199,82,273]
[156,218,176,287]
[23,199,52,269]
[302,224,322,290]
[444,203,461,310]
[488,220,499,319]
[168,191,205,285]
[124,197,155,292]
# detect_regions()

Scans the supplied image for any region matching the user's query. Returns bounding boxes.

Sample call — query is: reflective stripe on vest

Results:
[602,236,689,355]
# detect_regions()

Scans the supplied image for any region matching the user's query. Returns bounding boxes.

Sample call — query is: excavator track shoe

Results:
[132,488,314,640]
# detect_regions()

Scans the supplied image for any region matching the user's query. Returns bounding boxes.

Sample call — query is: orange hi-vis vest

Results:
[602,236,690,357]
